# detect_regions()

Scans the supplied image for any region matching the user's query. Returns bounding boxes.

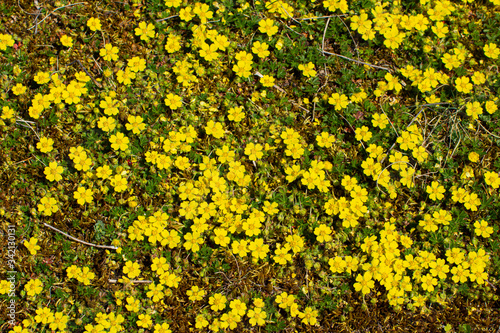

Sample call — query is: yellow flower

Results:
[323,0,348,12]
[123,261,141,279]
[60,34,73,47]
[465,101,483,119]
[98,116,116,132]
[195,314,209,329]
[355,126,372,142]
[431,21,449,38]
[260,75,275,87]
[298,62,317,78]
[116,68,136,85]
[199,42,219,61]
[474,220,493,238]
[24,237,41,255]
[78,267,95,285]
[37,137,54,153]
[232,239,249,257]
[1,106,14,120]
[38,196,58,216]
[49,312,69,331]
[451,264,470,283]
[227,106,245,122]
[316,132,336,148]
[164,93,182,110]
[0,280,11,294]
[484,42,500,59]
[276,292,295,309]
[244,142,264,161]
[186,285,206,302]
[258,18,278,36]
[179,6,195,21]
[209,293,227,311]
[183,231,203,252]
[213,228,230,247]
[135,21,155,41]
[455,76,472,94]
[463,192,480,211]
[314,224,333,242]
[146,283,165,303]
[193,3,213,24]
[252,41,270,58]
[468,152,480,163]
[35,306,54,324]
[351,89,367,103]
[471,72,486,85]
[154,323,172,333]
[263,201,279,215]
[412,146,429,163]
[273,244,292,265]
[421,273,438,292]
[0,33,15,50]
[385,72,402,92]
[125,296,141,312]
[247,307,266,326]
[425,94,441,104]
[165,0,181,7]
[137,314,152,328]
[12,83,27,95]
[99,43,119,61]
[111,174,128,192]
[109,132,130,151]
[87,17,102,31]
[485,100,498,114]
[66,265,80,279]
[205,120,225,139]
[25,279,44,296]
[299,306,319,325]
[34,71,51,85]
[248,238,269,262]
[165,34,182,53]
[275,38,284,50]
[73,187,93,205]
[426,181,445,201]
[484,171,500,189]
[371,113,389,129]
[44,161,64,182]
[126,115,146,134]
[328,92,349,110]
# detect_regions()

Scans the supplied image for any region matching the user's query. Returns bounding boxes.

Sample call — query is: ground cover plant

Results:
[1,0,500,331]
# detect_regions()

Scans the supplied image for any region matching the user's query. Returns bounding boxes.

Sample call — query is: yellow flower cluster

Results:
[83,312,125,333]
[28,306,70,330]
[280,127,305,160]
[419,209,451,232]
[324,175,368,228]
[349,2,454,50]
[66,265,95,285]
[233,50,253,78]
[172,57,199,86]
[69,146,92,171]
[266,0,294,19]
[400,65,449,94]
[28,72,88,118]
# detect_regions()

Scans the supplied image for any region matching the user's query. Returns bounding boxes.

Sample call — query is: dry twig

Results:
[43,223,117,250]
[28,2,86,32]
[108,279,152,284]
